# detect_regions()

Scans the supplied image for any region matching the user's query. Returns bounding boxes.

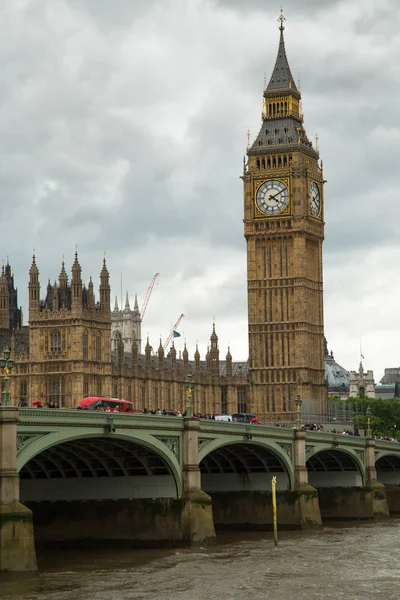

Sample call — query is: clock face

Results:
[256,180,289,215]
[309,182,321,217]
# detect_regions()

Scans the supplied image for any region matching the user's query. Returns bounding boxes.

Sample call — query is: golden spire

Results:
[246,129,251,150]
[315,133,319,152]
[278,6,285,31]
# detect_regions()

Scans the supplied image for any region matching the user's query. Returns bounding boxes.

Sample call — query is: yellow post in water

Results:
[272,475,278,546]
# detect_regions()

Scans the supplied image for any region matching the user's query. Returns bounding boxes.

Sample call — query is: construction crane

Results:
[141,273,159,320]
[163,313,185,351]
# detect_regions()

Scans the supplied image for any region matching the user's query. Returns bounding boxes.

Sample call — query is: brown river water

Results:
[2,520,400,600]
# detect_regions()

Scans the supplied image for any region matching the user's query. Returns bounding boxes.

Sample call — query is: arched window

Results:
[95,331,102,362]
[261,157,265,169]
[50,330,61,353]
[47,376,65,407]
[83,330,88,360]
[257,158,260,169]
[267,158,271,168]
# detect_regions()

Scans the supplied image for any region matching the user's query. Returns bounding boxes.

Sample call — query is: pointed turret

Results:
[113,296,119,312]
[266,10,298,93]
[170,341,177,367]
[182,342,189,369]
[209,321,219,376]
[59,260,68,289]
[99,257,111,314]
[194,343,200,374]
[134,293,139,313]
[71,251,82,311]
[226,346,232,377]
[0,264,9,329]
[88,276,95,310]
[124,291,130,313]
[158,338,165,365]
[53,280,59,311]
[145,336,152,367]
[248,10,317,159]
[29,253,40,318]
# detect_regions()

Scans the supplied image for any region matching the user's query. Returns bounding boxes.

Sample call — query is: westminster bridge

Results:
[1,407,400,577]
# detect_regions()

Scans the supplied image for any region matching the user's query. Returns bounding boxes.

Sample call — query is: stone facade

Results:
[243,21,327,420]
[111,292,141,354]
[349,362,376,398]
[1,255,250,415]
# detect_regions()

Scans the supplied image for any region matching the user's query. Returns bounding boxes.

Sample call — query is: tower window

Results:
[83,330,88,360]
[50,330,61,354]
[274,128,279,134]
[284,127,288,133]
[95,331,102,362]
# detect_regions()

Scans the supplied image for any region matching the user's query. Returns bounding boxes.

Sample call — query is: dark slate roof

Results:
[249,116,317,157]
[267,28,298,93]
[325,352,350,391]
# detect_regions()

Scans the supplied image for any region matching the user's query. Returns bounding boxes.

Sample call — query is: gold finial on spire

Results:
[263,72,267,91]
[315,133,319,152]
[246,129,251,149]
[278,6,285,31]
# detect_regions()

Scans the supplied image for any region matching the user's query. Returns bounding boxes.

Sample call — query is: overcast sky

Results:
[1,0,399,382]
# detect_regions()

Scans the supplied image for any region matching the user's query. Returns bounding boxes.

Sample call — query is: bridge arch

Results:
[17,430,182,500]
[199,438,294,491]
[306,445,366,488]
[375,452,400,485]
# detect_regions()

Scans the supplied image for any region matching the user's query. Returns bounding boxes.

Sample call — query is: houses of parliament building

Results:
[0,17,328,421]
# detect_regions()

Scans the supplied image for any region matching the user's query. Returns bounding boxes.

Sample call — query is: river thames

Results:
[2,520,400,600]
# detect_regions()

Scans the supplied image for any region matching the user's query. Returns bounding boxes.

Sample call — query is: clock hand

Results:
[268,188,285,200]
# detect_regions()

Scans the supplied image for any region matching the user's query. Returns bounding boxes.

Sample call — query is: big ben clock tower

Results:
[243,11,327,420]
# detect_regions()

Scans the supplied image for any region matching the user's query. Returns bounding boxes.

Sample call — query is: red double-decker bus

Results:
[76,397,134,413]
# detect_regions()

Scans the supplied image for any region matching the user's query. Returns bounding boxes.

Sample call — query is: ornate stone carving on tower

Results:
[349,361,376,398]
[0,260,22,331]
[111,292,141,354]
[243,12,327,420]
[27,252,112,406]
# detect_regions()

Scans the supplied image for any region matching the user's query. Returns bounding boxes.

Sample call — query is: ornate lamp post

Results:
[0,348,15,407]
[366,405,371,437]
[295,393,302,430]
[185,373,195,417]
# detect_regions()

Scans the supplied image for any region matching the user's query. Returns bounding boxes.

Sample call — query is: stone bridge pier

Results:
[0,408,37,579]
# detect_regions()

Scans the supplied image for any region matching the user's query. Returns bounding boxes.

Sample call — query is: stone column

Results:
[365,438,377,482]
[181,417,216,545]
[293,430,322,529]
[0,407,37,579]
[293,430,308,487]
[365,437,389,518]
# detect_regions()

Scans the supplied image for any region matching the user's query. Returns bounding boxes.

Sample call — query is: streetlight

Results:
[295,393,302,430]
[185,373,195,417]
[366,405,371,437]
[0,348,15,407]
